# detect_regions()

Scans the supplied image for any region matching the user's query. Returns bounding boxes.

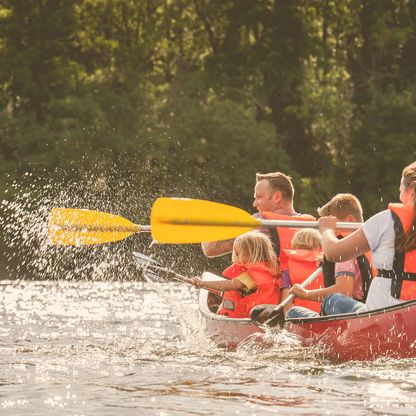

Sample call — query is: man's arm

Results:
[201,239,234,257]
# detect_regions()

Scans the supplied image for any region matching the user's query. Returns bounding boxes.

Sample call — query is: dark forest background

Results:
[1,0,416,279]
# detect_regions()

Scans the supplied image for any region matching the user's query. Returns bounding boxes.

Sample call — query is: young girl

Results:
[283,229,324,313]
[192,231,281,318]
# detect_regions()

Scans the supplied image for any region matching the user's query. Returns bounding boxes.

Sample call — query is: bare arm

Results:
[201,239,234,257]
[319,217,370,262]
[192,277,244,292]
[289,275,354,302]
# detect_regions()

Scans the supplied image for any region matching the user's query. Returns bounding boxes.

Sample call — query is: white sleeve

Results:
[362,210,395,252]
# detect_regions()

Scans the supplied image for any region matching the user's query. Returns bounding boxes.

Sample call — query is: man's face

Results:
[253,180,277,212]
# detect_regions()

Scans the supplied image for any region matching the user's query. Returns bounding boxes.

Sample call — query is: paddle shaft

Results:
[141,263,194,284]
[262,266,323,327]
[141,263,224,296]
[262,220,359,230]
[165,218,360,230]
[56,224,151,232]
[277,266,323,311]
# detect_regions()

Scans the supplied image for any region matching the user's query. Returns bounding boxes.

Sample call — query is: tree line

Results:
[1,0,416,243]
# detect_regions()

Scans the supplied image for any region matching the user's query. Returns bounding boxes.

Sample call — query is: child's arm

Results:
[192,277,245,292]
[289,257,357,301]
[289,274,354,302]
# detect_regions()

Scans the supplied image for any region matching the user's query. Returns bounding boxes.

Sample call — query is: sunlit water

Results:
[1,172,416,415]
[1,280,416,416]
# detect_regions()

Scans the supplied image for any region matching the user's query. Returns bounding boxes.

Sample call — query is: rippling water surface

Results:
[1,280,416,416]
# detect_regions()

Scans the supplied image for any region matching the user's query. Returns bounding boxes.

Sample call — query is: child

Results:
[192,231,281,318]
[286,193,373,319]
[283,229,324,312]
[291,228,322,251]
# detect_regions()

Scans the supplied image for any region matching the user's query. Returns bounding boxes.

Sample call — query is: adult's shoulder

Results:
[363,209,395,250]
[364,209,393,226]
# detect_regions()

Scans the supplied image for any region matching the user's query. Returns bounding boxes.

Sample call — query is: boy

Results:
[286,193,373,319]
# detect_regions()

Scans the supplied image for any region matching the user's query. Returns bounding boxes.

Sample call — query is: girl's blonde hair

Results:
[397,161,416,252]
[232,231,280,276]
[291,229,321,250]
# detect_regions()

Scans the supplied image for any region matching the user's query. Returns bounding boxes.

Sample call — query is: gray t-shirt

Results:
[362,210,403,310]
[362,210,395,270]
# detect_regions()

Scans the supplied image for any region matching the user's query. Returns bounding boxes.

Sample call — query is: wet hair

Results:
[396,161,416,252]
[232,231,280,276]
[256,171,294,201]
[317,193,363,222]
[291,229,321,250]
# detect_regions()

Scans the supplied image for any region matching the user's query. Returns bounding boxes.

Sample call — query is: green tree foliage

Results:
[0,0,81,120]
[1,0,416,251]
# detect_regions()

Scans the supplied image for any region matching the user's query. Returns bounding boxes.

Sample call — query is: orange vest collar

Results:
[283,249,323,263]
[388,203,414,232]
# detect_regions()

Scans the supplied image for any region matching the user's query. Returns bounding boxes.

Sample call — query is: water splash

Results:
[1,166,152,281]
[1,163,226,282]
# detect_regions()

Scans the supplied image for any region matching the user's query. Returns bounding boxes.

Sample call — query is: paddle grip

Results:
[260,220,360,230]
[263,266,323,327]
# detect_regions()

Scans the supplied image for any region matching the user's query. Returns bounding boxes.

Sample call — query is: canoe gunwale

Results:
[199,271,416,327]
[198,270,416,360]
[284,298,416,326]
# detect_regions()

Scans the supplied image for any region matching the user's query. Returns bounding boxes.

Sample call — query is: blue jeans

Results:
[322,293,367,315]
[286,306,320,319]
[286,293,367,319]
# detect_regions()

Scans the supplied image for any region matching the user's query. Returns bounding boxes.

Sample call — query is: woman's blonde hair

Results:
[232,231,280,276]
[397,161,416,252]
[291,229,321,250]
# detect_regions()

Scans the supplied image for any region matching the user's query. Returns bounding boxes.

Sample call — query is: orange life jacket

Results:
[217,262,280,318]
[260,211,316,271]
[284,249,324,312]
[377,203,416,300]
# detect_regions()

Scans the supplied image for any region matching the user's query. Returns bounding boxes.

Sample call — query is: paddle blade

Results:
[132,251,162,267]
[48,208,140,246]
[151,198,260,243]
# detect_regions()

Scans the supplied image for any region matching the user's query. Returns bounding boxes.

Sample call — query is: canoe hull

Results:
[199,271,416,360]
[198,272,264,348]
[285,300,416,361]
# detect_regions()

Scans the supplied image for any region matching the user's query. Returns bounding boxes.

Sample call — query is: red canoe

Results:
[286,299,416,361]
[198,272,416,361]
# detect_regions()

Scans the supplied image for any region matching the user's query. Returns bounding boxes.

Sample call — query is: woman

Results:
[318,161,416,312]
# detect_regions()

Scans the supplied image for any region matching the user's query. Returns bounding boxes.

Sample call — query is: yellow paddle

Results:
[150,197,361,243]
[150,197,259,243]
[49,198,360,246]
[48,208,150,246]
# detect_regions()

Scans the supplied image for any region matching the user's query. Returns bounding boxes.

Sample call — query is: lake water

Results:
[1,279,416,415]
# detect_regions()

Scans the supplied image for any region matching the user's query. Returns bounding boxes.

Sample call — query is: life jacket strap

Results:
[387,211,410,298]
[322,234,373,302]
[238,287,257,297]
[377,269,416,298]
